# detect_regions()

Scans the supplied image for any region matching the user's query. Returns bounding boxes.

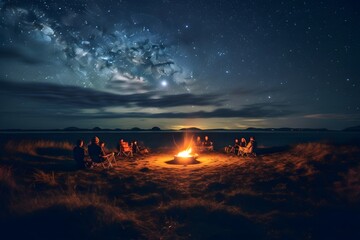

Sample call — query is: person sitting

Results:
[225,138,240,154]
[238,136,257,156]
[132,140,150,155]
[131,140,138,154]
[73,139,87,169]
[240,138,247,148]
[203,135,214,151]
[194,136,204,152]
[195,136,202,147]
[88,136,105,163]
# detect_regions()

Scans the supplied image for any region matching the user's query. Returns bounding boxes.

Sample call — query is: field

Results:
[1,139,360,239]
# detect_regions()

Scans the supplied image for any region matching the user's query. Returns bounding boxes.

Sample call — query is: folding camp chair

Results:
[117,142,133,158]
[238,144,256,158]
[89,154,114,169]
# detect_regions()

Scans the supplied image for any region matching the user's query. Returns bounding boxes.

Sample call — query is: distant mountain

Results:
[343,125,360,131]
[151,126,161,131]
[245,127,329,132]
[180,127,202,131]
[63,127,81,131]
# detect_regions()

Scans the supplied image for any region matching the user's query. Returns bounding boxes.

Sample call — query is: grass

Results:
[4,140,73,160]
[0,139,360,239]
[33,170,58,187]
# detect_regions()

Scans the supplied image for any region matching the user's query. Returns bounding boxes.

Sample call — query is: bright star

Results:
[161,80,168,87]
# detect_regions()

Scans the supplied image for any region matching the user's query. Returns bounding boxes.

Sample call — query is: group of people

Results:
[225,136,257,156]
[73,136,149,169]
[73,135,257,169]
[73,136,116,169]
[195,135,214,151]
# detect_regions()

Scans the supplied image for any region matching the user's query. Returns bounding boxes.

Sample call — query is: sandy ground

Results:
[1,140,360,239]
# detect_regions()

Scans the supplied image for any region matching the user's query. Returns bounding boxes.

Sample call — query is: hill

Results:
[343,125,360,131]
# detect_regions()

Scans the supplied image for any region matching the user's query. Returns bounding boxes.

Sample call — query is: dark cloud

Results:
[0,79,224,108]
[0,48,48,65]
[89,104,294,119]
[45,103,294,119]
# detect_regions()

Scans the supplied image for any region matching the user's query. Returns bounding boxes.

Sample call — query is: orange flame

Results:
[177,147,192,157]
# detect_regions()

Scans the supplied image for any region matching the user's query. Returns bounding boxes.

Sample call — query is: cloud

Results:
[0,78,295,120]
[86,104,295,119]
[0,79,223,108]
[34,102,293,120]
[304,113,360,120]
[0,48,48,65]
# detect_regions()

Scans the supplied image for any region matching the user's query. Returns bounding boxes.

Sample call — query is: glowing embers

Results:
[173,147,199,165]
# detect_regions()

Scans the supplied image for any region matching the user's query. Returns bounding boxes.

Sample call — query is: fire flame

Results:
[177,147,192,157]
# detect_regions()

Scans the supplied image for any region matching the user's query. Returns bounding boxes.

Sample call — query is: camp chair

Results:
[117,142,133,158]
[238,143,256,158]
[89,154,113,169]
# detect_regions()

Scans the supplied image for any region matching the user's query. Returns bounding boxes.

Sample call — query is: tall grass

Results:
[33,170,58,187]
[15,192,150,229]
[291,142,333,161]
[4,140,73,156]
[0,166,17,190]
[335,166,360,202]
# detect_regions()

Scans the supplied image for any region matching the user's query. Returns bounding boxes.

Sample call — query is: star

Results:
[161,80,168,87]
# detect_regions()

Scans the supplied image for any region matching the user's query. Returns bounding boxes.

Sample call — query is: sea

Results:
[1,131,359,151]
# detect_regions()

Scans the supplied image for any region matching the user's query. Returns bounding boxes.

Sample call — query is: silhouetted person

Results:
[203,135,214,151]
[132,140,139,154]
[240,137,247,148]
[73,139,86,169]
[195,136,202,147]
[225,138,239,154]
[88,136,105,163]
[233,138,240,154]
[131,140,149,155]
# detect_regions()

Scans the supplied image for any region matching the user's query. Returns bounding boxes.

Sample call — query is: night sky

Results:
[0,0,359,130]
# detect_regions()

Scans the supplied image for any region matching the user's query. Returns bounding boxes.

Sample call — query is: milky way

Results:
[0,1,195,93]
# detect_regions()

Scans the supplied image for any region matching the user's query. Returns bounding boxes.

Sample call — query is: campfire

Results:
[174,147,198,164]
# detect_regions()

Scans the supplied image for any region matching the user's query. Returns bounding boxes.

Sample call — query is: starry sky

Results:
[0,0,359,130]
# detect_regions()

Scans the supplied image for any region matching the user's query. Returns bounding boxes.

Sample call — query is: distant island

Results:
[342,125,360,132]
[180,127,203,131]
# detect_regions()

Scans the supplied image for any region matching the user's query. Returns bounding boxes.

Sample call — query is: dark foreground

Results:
[1,140,360,239]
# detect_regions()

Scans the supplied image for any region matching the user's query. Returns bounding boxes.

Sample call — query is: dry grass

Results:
[4,140,73,159]
[12,192,134,221]
[0,139,359,239]
[334,166,360,202]
[33,170,58,187]
[6,192,153,239]
[0,166,17,190]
